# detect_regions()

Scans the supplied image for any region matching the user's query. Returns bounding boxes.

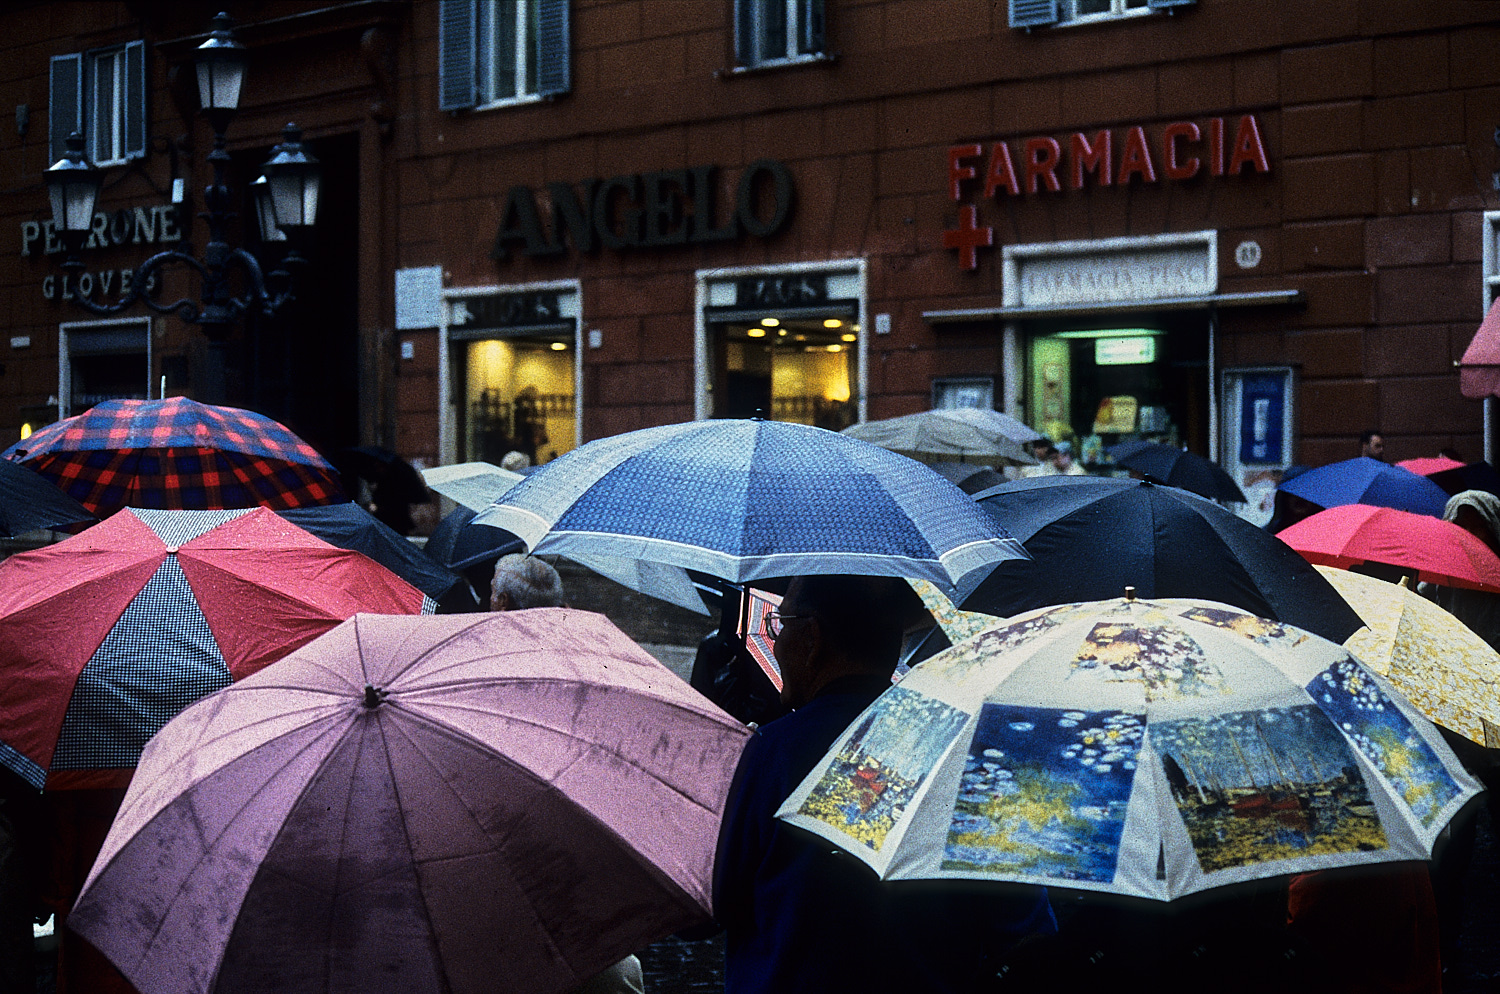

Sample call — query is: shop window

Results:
[60,319,151,418]
[1009,0,1192,30]
[702,267,863,429]
[447,288,579,467]
[735,0,826,68]
[1027,325,1205,471]
[49,41,147,166]
[439,0,571,111]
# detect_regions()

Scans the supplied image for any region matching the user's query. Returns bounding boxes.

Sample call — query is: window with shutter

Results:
[1010,0,1191,28]
[440,0,569,111]
[734,0,828,68]
[49,42,147,167]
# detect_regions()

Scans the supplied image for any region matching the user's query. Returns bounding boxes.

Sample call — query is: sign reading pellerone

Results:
[943,115,1270,270]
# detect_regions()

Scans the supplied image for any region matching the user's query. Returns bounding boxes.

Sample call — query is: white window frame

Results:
[475,0,542,109]
[88,47,129,166]
[737,0,826,69]
[1059,0,1152,25]
[58,317,153,420]
[694,258,867,423]
[438,279,582,465]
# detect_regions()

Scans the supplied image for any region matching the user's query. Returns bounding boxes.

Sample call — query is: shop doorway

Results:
[711,315,856,428]
[452,333,577,466]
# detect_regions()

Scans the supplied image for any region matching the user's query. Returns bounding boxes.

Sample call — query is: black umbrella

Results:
[424,505,527,601]
[333,446,433,535]
[927,461,1007,495]
[275,502,478,613]
[911,476,1363,663]
[1426,461,1500,498]
[0,458,95,536]
[1107,440,1247,502]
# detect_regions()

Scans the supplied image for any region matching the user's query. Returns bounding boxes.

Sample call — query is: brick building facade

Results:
[5,1,1500,507]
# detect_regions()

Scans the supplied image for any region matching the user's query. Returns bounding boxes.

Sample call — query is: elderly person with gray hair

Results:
[489,553,566,611]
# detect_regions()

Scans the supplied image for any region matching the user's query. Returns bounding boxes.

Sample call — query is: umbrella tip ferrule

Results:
[362,685,388,709]
[1124,585,1137,602]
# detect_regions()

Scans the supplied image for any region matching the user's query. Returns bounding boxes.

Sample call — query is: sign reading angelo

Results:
[943,115,1270,270]
[491,159,794,259]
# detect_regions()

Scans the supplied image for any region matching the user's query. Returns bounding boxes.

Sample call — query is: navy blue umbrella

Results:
[1106,440,1246,502]
[1278,456,1449,517]
[0,458,95,536]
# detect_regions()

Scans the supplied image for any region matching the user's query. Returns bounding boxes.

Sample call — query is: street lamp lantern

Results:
[194,11,246,129]
[38,10,318,347]
[44,132,101,244]
[262,124,320,231]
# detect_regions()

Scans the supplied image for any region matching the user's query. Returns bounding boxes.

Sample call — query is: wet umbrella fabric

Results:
[426,504,527,573]
[840,409,1041,467]
[1314,565,1500,746]
[928,461,1007,495]
[475,418,1028,591]
[1278,457,1449,518]
[69,610,752,994]
[275,501,475,612]
[1277,504,1500,593]
[2,397,344,518]
[0,506,428,790]
[1426,461,1500,498]
[0,458,95,535]
[777,595,1480,901]
[953,476,1363,645]
[421,460,525,513]
[1106,441,1247,502]
[1395,457,1465,477]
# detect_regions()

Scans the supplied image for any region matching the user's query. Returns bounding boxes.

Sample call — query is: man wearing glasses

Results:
[713,575,1054,993]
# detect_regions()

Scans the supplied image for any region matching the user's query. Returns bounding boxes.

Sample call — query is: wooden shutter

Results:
[1147,0,1196,9]
[49,51,83,164]
[536,0,571,97]
[123,40,146,161]
[1009,0,1059,28]
[438,0,477,111]
[734,0,754,65]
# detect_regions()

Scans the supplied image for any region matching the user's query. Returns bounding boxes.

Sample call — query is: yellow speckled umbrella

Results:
[1314,565,1500,746]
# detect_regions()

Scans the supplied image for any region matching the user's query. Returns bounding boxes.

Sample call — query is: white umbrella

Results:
[841,408,1041,466]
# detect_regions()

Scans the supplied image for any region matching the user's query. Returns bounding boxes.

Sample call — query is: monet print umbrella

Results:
[0,507,428,790]
[1314,565,1500,746]
[475,418,1027,590]
[69,610,752,994]
[777,594,1479,901]
[2,397,344,519]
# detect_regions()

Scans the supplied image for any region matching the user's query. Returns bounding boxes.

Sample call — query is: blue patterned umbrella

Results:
[473,419,1027,589]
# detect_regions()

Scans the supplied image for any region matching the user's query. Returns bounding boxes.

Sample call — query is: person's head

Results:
[1444,490,1500,557]
[1030,438,1055,462]
[1052,440,1075,467]
[771,575,908,710]
[500,450,532,472]
[1360,431,1385,461]
[490,553,565,610]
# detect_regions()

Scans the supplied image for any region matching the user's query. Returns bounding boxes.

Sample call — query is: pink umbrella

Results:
[68,610,752,994]
[1277,503,1500,592]
[1396,456,1465,477]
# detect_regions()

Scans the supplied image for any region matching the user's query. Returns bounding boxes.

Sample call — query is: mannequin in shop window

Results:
[514,386,549,466]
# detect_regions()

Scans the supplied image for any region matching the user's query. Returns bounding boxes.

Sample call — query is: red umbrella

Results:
[1277,503,1500,593]
[2,397,344,519]
[0,506,427,790]
[1396,456,1465,477]
[69,610,751,994]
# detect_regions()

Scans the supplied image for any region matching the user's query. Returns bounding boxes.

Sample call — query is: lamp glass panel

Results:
[195,60,243,112]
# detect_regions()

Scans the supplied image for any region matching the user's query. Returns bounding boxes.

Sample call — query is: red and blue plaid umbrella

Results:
[2,397,344,518]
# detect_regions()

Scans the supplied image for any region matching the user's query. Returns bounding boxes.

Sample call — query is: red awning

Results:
[1460,298,1500,399]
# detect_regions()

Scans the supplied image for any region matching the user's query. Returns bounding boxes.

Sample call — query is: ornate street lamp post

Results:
[42,12,320,342]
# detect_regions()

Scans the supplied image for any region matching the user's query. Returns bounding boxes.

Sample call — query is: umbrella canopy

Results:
[421,460,526,512]
[275,501,475,612]
[0,457,95,535]
[1313,565,1500,746]
[69,610,752,994]
[2,397,344,519]
[840,408,1041,467]
[777,595,1480,901]
[426,504,528,573]
[1395,456,1464,477]
[953,476,1363,645]
[474,418,1028,591]
[1426,460,1500,498]
[1278,457,1449,517]
[1106,440,1247,502]
[0,506,428,790]
[927,461,1007,495]
[1277,504,1500,593]
[1458,297,1500,400]
[334,445,431,504]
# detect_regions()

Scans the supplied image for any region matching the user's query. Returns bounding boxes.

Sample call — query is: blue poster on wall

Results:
[1239,373,1284,464]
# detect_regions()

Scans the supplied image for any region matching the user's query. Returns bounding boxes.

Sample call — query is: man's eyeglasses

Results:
[763,610,810,641]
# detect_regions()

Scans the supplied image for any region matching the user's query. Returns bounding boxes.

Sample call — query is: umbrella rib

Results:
[389,693,727,815]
